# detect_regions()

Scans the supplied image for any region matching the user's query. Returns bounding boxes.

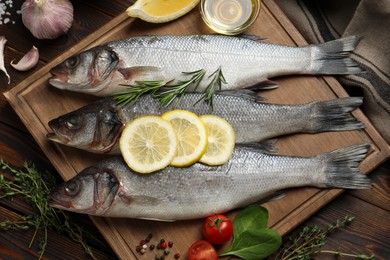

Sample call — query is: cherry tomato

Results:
[202,214,233,245]
[188,240,218,260]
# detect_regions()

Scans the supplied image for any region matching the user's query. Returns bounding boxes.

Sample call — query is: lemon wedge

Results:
[119,116,178,174]
[199,115,235,166]
[126,0,200,23]
[162,110,208,167]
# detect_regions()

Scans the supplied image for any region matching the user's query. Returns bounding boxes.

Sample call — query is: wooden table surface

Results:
[0,0,389,259]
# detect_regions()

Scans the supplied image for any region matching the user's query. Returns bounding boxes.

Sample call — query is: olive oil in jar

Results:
[200,0,260,35]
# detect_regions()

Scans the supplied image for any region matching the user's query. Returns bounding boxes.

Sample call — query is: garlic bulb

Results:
[11,46,39,71]
[21,0,74,40]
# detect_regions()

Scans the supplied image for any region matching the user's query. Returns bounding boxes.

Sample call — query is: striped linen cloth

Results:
[275,0,390,144]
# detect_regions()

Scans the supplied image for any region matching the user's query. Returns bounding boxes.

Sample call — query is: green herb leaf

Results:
[153,69,206,107]
[112,68,227,108]
[222,229,282,260]
[113,80,166,108]
[233,204,269,235]
[220,205,282,260]
[197,66,227,108]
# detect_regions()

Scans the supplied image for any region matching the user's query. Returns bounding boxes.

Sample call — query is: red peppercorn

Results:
[168,241,173,248]
[140,239,147,246]
[174,253,180,259]
[160,241,167,249]
[135,245,141,253]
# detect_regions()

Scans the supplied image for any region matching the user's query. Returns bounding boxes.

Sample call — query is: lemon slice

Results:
[119,116,178,174]
[199,115,235,166]
[162,110,208,167]
[126,0,200,23]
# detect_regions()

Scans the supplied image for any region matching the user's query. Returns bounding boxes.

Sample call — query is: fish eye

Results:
[65,115,81,130]
[65,56,79,68]
[65,180,79,195]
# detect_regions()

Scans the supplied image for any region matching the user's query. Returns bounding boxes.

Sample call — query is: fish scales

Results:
[47,92,364,153]
[49,144,371,220]
[48,35,363,96]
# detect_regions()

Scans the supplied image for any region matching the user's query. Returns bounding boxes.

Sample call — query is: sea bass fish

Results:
[49,143,370,220]
[46,92,364,153]
[48,35,363,96]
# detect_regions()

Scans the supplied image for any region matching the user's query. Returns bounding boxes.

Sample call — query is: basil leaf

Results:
[220,205,282,259]
[233,204,268,237]
[221,228,282,260]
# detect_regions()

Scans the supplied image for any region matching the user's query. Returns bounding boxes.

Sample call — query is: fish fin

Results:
[236,140,277,154]
[318,143,371,189]
[118,66,162,80]
[118,193,161,206]
[137,217,176,222]
[309,36,364,75]
[247,79,279,90]
[257,191,286,204]
[305,97,365,133]
[217,89,266,102]
[236,34,267,41]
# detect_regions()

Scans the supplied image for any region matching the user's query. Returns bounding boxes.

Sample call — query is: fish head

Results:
[47,100,124,153]
[49,46,119,94]
[49,165,119,215]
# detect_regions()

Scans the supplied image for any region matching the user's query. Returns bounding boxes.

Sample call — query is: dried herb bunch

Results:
[0,159,98,259]
[272,215,375,260]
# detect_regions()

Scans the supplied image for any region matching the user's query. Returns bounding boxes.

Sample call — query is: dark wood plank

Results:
[79,0,132,16]
[350,160,390,211]
[0,0,115,63]
[0,206,116,260]
[297,192,390,260]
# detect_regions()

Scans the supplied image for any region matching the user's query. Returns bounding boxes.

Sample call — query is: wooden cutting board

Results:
[4,0,390,259]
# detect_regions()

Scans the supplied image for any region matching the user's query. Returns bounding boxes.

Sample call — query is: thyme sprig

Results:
[0,159,98,259]
[112,68,227,108]
[272,215,375,260]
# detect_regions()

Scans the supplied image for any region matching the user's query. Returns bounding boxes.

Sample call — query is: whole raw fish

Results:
[49,143,370,220]
[48,35,363,96]
[46,92,364,153]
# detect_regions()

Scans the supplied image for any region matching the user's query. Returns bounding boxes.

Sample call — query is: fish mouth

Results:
[46,132,70,144]
[49,68,69,89]
[48,191,73,209]
[48,77,70,90]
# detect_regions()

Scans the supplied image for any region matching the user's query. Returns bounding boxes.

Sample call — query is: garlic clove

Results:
[0,36,11,84]
[21,0,74,40]
[11,46,39,71]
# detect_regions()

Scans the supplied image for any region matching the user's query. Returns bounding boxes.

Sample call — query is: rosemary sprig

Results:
[198,66,227,108]
[272,215,375,260]
[153,69,206,107]
[114,80,166,108]
[112,68,227,108]
[0,159,99,259]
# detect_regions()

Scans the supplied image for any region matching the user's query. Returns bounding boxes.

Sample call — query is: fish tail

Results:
[318,143,371,189]
[306,97,364,133]
[309,36,364,75]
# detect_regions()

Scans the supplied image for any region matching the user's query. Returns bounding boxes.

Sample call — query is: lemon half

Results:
[126,0,200,23]
[119,116,178,174]
[162,110,208,167]
[199,115,235,166]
